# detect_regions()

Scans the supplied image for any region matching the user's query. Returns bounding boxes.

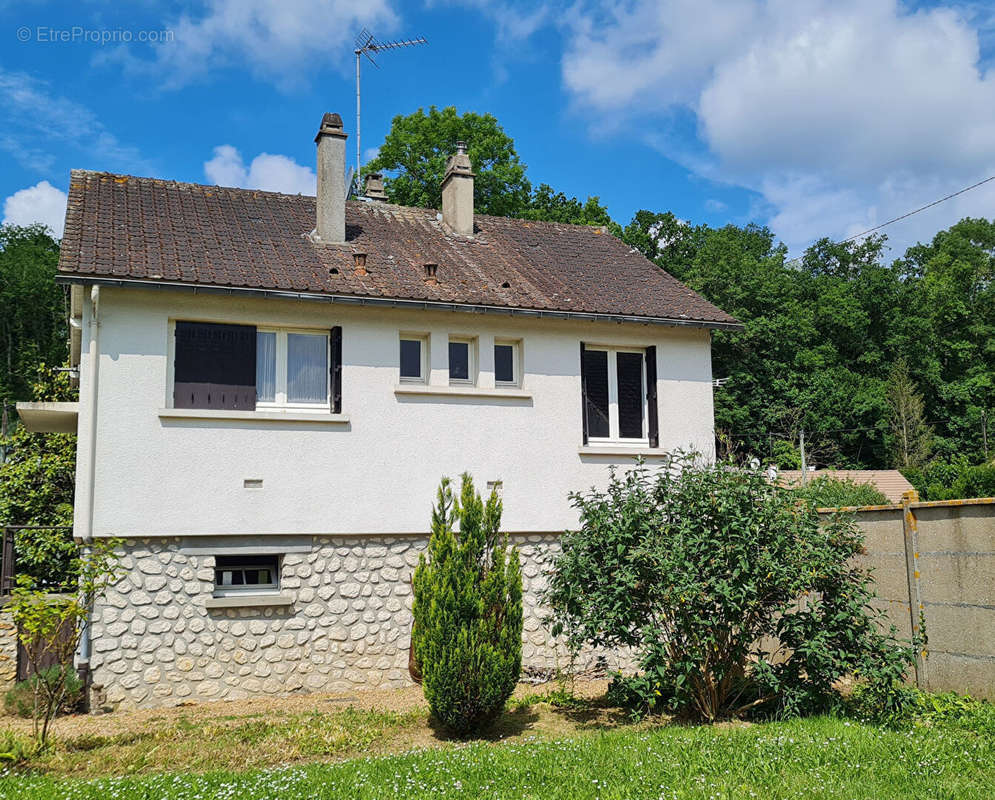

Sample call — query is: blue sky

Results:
[2,0,995,259]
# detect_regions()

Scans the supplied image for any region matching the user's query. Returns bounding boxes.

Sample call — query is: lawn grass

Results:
[3,713,994,799]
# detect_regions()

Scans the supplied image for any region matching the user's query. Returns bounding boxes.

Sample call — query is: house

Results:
[20,112,738,709]
[777,469,916,505]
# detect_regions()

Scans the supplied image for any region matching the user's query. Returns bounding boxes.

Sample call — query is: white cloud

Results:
[204,145,316,195]
[0,69,149,174]
[115,0,398,89]
[561,0,995,254]
[3,181,68,238]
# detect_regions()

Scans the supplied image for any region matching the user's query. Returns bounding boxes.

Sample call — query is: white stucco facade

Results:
[73,284,716,706]
[75,287,715,540]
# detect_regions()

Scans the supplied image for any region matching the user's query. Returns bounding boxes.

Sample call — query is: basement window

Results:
[213,555,280,596]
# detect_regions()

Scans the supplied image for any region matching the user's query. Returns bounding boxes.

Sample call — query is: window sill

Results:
[394,385,532,399]
[579,446,670,457]
[205,592,295,609]
[159,408,349,424]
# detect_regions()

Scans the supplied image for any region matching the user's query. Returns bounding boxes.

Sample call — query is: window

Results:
[449,337,475,384]
[214,555,279,596]
[582,346,647,442]
[399,335,427,382]
[174,322,338,412]
[494,341,520,386]
[255,329,329,409]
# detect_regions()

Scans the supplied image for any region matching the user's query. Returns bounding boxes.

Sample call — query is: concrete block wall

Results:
[835,498,995,700]
[88,534,607,710]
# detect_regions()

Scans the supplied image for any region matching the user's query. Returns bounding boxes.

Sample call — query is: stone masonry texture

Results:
[0,607,17,696]
[88,534,605,710]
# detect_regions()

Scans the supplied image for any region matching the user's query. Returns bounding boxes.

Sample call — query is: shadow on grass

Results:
[428,706,541,742]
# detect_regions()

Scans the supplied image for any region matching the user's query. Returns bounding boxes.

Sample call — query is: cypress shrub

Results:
[412,473,523,735]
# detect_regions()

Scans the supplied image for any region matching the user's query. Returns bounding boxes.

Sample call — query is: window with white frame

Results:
[494,340,520,386]
[449,337,475,384]
[399,334,428,382]
[583,346,647,442]
[213,555,280,596]
[256,329,329,409]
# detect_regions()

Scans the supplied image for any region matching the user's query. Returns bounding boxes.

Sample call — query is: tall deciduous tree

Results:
[886,358,933,469]
[0,225,66,413]
[366,106,531,217]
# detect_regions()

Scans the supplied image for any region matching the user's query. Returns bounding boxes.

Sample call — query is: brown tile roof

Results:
[57,170,739,326]
[778,470,916,504]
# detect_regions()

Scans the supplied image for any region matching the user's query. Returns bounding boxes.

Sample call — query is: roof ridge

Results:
[69,169,623,234]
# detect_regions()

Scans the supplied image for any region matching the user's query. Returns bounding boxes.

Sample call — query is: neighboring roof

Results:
[778,470,916,504]
[57,170,740,327]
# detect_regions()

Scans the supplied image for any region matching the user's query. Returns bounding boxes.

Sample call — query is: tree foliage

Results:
[545,456,913,721]
[367,106,614,227]
[0,225,65,413]
[789,476,889,508]
[412,474,523,735]
[886,359,933,469]
[9,539,121,745]
[0,365,77,588]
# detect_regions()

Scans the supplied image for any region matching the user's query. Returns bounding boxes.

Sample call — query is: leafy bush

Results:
[790,476,889,508]
[412,474,523,735]
[545,455,914,722]
[849,684,995,736]
[4,666,83,718]
[903,457,995,500]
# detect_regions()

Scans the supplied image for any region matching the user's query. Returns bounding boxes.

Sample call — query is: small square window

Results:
[214,555,279,596]
[399,336,427,382]
[449,338,474,383]
[494,341,519,385]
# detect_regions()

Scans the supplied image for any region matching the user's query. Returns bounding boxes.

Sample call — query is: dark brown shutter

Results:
[580,341,589,445]
[174,321,256,410]
[645,345,659,448]
[330,326,342,414]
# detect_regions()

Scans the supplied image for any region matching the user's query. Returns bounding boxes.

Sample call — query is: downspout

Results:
[76,286,100,708]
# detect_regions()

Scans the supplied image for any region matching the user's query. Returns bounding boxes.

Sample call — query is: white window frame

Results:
[494,339,521,387]
[448,336,477,385]
[213,555,280,597]
[399,333,429,384]
[586,346,648,445]
[255,327,331,412]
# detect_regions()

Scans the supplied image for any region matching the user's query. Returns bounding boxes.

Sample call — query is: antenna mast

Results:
[354,29,428,191]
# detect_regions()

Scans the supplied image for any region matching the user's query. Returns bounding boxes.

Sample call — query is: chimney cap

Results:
[315,112,347,143]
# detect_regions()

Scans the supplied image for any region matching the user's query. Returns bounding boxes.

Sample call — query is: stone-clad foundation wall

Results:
[89,534,599,710]
[0,606,17,696]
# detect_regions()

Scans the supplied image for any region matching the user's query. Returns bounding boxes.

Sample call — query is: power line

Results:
[785,173,995,266]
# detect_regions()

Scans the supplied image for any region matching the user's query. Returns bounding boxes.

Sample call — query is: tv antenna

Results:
[354,29,428,190]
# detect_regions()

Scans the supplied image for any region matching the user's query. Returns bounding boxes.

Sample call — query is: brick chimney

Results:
[441,141,474,235]
[314,112,348,244]
[363,172,387,201]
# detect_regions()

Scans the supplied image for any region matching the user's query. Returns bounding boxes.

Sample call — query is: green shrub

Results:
[903,457,995,500]
[4,665,83,718]
[849,684,995,736]
[412,474,523,735]
[545,455,914,722]
[791,476,889,508]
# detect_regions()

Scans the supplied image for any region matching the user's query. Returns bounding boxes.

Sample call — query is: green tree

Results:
[522,184,618,231]
[0,365,77,588]
[0,225,65,413]
[545,456,913,721]
[366,106,531,217]
[9,539,121,745]
[886,358,933,469]
[412,474,523,735]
